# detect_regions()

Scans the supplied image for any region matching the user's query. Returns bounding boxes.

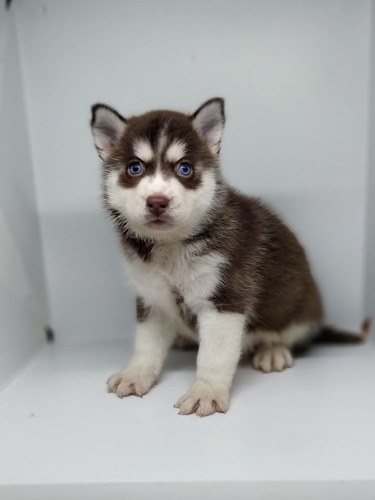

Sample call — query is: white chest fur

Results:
[126,243,227,318]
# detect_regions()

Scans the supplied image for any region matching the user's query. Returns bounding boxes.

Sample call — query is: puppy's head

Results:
[90,98,225,241]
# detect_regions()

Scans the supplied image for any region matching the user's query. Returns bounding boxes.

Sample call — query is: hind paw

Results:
[253,345,293,373]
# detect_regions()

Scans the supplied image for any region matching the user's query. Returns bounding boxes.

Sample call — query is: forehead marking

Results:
[165,141,186,163]
[133,139,154,163]
[157,128,168,157]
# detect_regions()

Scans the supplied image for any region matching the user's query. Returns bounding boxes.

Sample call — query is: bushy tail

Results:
[316,318,371,344]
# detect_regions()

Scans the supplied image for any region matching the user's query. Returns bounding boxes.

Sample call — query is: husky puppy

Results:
[90,98,323,417]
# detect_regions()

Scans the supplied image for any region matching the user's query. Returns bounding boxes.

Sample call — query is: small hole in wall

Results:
[44,326,55,343]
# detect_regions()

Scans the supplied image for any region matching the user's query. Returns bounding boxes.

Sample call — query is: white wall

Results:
[366,1,375,324]
[0,8,48,387]
[14,0,371,341]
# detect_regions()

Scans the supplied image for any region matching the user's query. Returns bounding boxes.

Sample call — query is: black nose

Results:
[146,195,170,216]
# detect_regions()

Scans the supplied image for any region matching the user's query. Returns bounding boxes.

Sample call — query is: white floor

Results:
[1,337,375,499]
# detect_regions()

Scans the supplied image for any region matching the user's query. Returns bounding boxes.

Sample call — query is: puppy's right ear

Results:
[90,104,127,161]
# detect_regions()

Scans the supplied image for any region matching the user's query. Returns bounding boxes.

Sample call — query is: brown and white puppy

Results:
[90,98,323,417]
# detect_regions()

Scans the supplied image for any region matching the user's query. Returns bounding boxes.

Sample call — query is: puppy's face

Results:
[91,99,225,241]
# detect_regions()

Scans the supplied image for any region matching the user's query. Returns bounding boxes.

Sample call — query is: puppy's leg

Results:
[107,313,175,398]
[175,310,245,417]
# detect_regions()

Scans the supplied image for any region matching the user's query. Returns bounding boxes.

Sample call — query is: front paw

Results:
[174,380,229,417]
[107,366,158,398]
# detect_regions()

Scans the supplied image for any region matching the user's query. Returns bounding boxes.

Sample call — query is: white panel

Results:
[365,1,375,322]
[0,342,375,492]
[1,483,375,500]
[14,0,371,340]
[0,9,48,387]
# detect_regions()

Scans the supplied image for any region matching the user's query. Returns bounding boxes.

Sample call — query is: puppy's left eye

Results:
[176,162,192,177]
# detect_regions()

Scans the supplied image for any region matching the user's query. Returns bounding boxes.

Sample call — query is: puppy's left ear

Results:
[91,104,127,161]
[191,98,225,154]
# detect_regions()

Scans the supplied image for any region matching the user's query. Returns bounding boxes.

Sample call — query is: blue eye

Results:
[128,162,144,176]
[177,162,192,177]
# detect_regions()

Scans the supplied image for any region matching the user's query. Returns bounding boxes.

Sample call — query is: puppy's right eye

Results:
[128,162,144,176]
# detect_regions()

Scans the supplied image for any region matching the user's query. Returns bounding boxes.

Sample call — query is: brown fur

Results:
[94,100,322,339]
[91,98,367,349]
[107,110,217,190]
[184,188,323,331]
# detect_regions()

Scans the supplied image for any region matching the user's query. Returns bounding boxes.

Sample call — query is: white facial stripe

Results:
[133,139,154,163]
[142,172,172,198]
[157,129,168,157]
[165,141,186,163]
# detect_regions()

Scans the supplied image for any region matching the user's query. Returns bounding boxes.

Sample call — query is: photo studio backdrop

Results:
[1,0,375,388]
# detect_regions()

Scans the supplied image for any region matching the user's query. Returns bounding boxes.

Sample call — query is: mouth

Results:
[146,217,173,230]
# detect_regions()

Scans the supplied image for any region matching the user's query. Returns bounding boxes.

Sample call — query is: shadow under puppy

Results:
[91,98,341,417]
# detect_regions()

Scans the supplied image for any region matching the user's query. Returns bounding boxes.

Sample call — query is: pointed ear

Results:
[191,98,225,154]
[90,104,127,160]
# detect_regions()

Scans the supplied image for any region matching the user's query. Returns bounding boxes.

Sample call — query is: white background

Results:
[0,7,46,387]
[1,0,373,346]
[367,0,375,320]
[12,0,372,343]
